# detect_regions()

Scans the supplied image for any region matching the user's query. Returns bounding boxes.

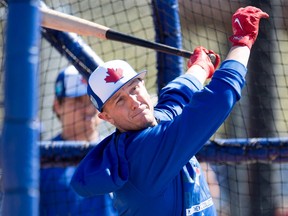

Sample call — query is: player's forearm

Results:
[186,65,208,85]
[225,46,250,67]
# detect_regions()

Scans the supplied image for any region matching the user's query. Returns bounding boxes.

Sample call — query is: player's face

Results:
[99,78,157,132]
[55,95,100,140]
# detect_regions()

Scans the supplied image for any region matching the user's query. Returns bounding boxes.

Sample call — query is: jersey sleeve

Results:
[124,60,247,194]
[154,73,203,121]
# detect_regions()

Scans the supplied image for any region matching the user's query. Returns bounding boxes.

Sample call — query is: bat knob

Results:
[208,54,216,65]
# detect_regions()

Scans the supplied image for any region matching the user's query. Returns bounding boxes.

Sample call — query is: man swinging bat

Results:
[70,6,269,216]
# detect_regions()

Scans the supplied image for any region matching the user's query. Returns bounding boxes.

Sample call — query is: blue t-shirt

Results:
[40,134,118,215]
[71,60,247,216]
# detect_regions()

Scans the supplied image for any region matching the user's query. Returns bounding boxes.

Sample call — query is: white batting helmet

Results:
[88,60,146,111]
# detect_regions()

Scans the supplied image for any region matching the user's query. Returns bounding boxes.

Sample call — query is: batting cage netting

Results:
[0,0,288,215]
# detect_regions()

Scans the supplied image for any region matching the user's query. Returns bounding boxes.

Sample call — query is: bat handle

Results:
[183,51,217,65]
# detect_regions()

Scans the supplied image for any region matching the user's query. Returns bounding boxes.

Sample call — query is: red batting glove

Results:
[187,46,220,79]
[229,6,269,49]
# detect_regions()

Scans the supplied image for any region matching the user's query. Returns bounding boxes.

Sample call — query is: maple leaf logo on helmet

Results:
[104,68,124,83]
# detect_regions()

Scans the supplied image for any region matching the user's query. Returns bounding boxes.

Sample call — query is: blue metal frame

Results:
[152,0,183,93]
[1,0,40,215]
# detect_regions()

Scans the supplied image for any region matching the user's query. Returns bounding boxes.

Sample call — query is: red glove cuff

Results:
[229,35,254,49]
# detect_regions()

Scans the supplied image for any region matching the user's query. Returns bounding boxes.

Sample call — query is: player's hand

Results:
[187,46,220,79]
[229,6,269,49]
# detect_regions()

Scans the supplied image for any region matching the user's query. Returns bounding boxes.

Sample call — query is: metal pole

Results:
[1,0,41,215]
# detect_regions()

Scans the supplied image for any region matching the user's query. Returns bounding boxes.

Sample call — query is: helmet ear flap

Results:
[87,84,102,111]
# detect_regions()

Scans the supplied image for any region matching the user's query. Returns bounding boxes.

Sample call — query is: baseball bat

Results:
[40,7,216,63]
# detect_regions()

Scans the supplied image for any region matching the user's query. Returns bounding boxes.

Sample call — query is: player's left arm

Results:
[186,46,220,83]
[154,47,220,120]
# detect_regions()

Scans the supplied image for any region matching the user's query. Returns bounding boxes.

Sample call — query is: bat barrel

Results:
[40,6,216,63]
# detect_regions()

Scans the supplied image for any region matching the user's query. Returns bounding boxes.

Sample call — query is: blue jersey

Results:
[40,135,118,215]
[71,60,247,216]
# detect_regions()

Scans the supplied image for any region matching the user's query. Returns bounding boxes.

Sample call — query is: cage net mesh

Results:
[0,0,288,215]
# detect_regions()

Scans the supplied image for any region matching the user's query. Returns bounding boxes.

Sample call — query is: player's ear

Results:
[53,99,62,118]
[98,112,114,125]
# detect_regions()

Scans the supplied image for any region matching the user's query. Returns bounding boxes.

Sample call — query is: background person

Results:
[40,65,118,215]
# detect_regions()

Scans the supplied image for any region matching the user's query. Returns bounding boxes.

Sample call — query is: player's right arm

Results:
[227,6,269,66]
[187,6,269,82]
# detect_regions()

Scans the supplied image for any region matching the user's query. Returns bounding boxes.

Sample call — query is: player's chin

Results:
[136,116,155,129]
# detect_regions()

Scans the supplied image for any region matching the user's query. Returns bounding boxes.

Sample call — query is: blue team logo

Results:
[55,81,64,96]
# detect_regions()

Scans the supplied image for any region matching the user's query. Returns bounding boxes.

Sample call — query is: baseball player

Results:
[40,66,118,215]
[71,6,269,216]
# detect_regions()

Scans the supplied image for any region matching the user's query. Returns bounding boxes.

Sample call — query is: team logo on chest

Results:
[193,166,201,186]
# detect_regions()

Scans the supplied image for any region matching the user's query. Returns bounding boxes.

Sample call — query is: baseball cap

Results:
[55,65,88,98]
[88,60,147,111]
